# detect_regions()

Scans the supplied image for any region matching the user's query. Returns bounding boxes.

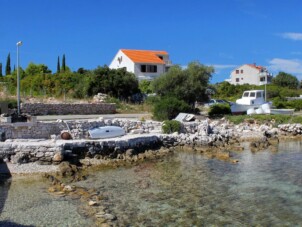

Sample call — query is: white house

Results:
[226,64,273,85]
[109,49,172,80]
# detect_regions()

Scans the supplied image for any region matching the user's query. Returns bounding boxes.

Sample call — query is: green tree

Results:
[5,53,11,75]
[57,56,60,73]
[139,80,153,94]
[62,54,66,72]
[87,66,139,100]
[153,96,193,121]
[152,61,214,105]
[0,63,2,77]
[272,72,299,89]
[25,63,52,77]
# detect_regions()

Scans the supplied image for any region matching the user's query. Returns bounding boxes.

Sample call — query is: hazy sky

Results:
[1,0,302,83]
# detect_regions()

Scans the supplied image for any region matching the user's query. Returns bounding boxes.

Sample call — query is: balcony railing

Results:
[164,60,173,66]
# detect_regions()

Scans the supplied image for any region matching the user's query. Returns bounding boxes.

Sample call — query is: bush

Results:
[152,96,192,121]
[208,104,231,117]
[226,114,302,126]
[0,98,17,109]
[162,120,181,134]
[272,98,302,111]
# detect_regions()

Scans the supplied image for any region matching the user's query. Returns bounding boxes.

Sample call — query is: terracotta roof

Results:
[121,49,168,64]
[247,64,265,71]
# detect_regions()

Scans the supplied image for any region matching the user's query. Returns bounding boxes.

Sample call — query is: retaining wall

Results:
[21,103,116,115]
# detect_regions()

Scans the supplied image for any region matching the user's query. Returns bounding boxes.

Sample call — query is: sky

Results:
[1,0,302,84]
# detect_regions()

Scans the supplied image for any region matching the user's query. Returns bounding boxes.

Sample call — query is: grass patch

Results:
[225,114,302,126]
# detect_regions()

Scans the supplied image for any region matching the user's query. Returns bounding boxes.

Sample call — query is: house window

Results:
[141,65,157,73]
[236,78,239,82]
[236,70,239,74]
[241,69,243,73]
[260,77,266,82]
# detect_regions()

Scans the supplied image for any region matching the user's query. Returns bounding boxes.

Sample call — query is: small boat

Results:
[88,126,125,139]
[231,90,271,115]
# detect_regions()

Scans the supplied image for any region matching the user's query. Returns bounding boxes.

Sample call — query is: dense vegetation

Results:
[0,63,139,101]
[1,58,302,122]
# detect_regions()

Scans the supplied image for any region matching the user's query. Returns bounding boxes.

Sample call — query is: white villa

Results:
[109,49,172,80]
[226,64,273,85]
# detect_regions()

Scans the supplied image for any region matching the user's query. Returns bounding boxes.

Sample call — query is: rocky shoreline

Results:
[1,117,301,175]
[1,117,302,226]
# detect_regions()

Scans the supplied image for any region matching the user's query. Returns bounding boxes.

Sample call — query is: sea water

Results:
[1,141,302,226]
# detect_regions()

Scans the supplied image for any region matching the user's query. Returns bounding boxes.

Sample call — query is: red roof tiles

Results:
[121,49,168,64]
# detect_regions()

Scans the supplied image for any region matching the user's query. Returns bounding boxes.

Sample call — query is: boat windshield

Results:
[243,92,249,97]
[250,92,256,97]
[256,92,262,98]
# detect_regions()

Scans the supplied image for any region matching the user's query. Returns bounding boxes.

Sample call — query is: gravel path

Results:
[0,162,59,175]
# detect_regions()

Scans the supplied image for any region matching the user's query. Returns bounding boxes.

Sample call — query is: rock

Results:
[125,149,135,157]
[10,152,29,164]
[63,185,75,192]
[88,200,98,206]
[53,152,63,162]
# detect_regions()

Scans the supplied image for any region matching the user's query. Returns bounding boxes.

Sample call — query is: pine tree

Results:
[57,56,60,73]
[62,54,66,72]
[5,53,11,75]
[0,63,2,77]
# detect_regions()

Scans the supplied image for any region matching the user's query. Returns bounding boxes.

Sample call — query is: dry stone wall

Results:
[0,119,162,140]
[21,103,116,115]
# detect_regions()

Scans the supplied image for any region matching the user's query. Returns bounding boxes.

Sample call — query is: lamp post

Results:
[16,41,22,115]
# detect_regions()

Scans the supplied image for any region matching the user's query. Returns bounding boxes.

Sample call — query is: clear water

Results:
[1,141,302,226]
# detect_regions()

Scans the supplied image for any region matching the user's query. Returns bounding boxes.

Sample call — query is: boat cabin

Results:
[236,90,265,105]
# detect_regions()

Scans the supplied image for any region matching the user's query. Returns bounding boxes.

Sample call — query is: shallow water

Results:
[1,141,302,226]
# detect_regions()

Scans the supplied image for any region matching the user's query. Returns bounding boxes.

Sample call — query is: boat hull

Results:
[88,126,125,139]
[231,104,265,115]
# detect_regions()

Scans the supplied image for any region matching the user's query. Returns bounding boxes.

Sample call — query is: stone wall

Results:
[21,103,116,115]
[0,119,162,140]
[0,135,163,164]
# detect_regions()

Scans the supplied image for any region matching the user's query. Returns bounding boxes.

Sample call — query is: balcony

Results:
[164,60,173,66]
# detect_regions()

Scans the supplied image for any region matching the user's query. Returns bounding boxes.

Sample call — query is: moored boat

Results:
[231,90,271,115]
[88,126,126,139]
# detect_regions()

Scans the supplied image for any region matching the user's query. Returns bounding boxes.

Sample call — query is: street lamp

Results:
[16,41,22,115]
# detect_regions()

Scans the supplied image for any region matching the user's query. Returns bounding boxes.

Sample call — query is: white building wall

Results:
[109,50,135,73]
[134,64,165,80]
[230,65,260,85]
[109,50,169,80]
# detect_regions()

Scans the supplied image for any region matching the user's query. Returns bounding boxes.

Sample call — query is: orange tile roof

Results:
[121,49,168,64]
[247,64,265,71]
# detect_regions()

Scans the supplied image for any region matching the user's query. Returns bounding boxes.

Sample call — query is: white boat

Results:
[231,90,271,115]
[88,126,125,139]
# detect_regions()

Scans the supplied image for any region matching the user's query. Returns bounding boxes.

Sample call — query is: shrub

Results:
[152,96,192,121]
[162,120,181,134]
[208,104,231,117]
[226,114,302,126]
[0,98,17,109]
